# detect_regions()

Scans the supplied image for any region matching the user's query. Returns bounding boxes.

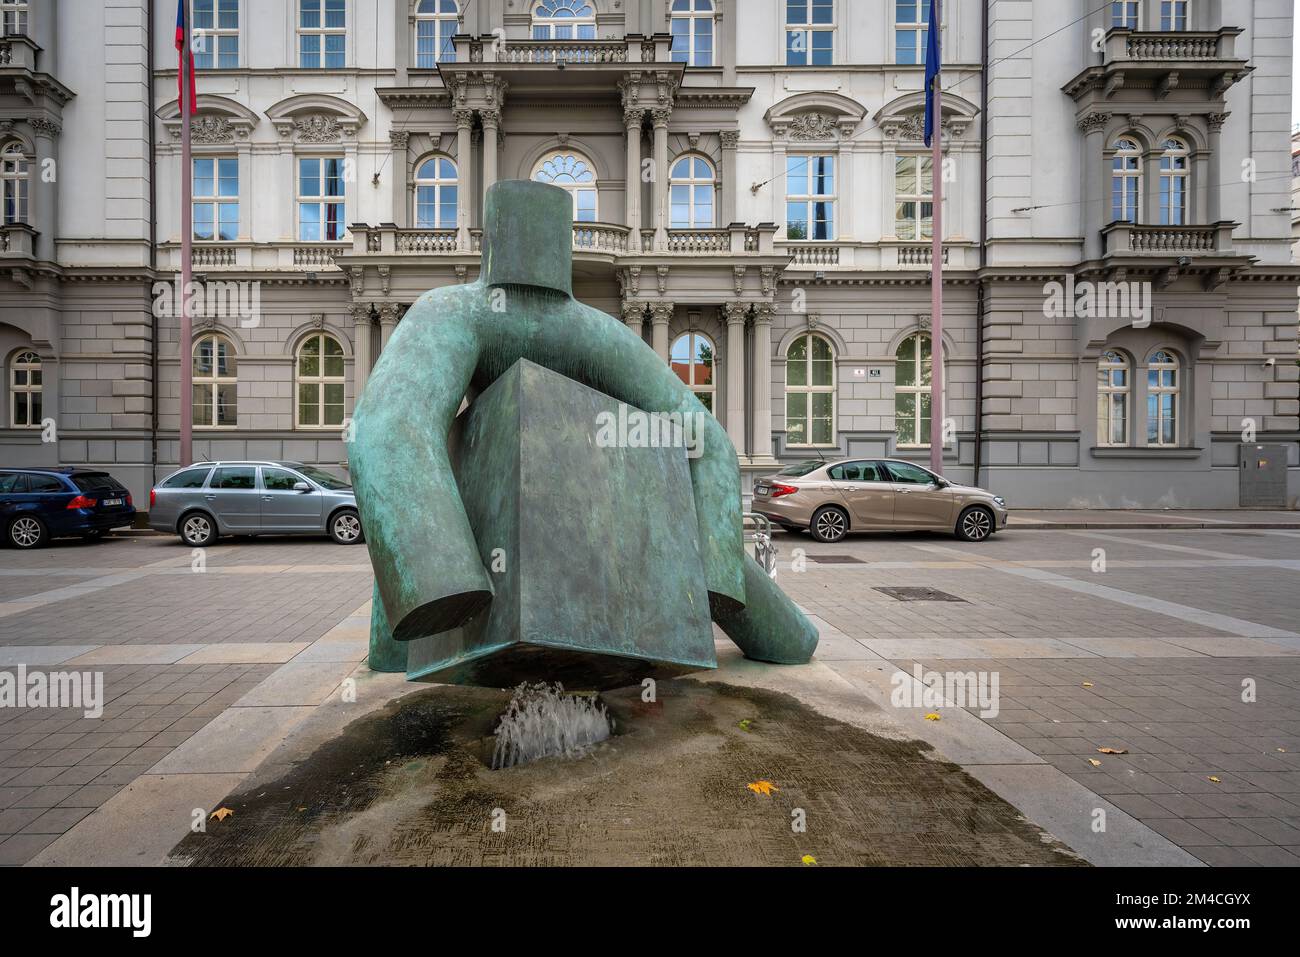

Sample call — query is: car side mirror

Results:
[292,481,311,492]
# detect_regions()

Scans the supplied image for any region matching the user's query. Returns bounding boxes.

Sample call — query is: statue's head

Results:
[481,180,574,298]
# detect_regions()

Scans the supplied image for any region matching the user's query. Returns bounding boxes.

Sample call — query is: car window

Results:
[72,473,125,493]
[828,461,862,481]
[0,473,27,493]
[777,461,823,477]
[27,474,68,493]
[295,465,351,490]
[262,468,301,492]
[212,466,256,490]
[162,467,212,489]
[885,462,937,485]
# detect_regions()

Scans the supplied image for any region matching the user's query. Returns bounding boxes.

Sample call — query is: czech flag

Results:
[923,0,941,147]
[175,0,197,111]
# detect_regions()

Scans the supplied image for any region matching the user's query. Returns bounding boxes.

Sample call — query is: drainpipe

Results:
[147,0,159,493]
[973,0,989,488]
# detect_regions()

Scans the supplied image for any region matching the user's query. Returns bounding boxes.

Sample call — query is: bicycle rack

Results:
[743,511,778,579]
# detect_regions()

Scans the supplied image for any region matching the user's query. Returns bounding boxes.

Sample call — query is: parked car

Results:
[751,458,1008,544]
[148,461,362,547]
[0,467,137,549]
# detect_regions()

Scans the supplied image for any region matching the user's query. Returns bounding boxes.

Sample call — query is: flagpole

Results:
[179,1,193,468]
[928,0,945,476]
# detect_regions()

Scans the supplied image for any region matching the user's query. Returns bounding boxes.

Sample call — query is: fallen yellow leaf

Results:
[1208,776,1221,783]
[1082,682,1094,688]
[1088,759,1102,767]
[209,807,234,822]
[801,855,817,865]
[924,712,941,721]
[747,780,778,796]
[1278,748,1287,753]
[1097,747,1128,754]
[739,719,754,732]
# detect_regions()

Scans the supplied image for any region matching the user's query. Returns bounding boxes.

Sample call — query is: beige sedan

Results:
[751,458,1009,543]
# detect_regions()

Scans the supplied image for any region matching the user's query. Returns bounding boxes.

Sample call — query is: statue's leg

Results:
[366,578,407,672]
[713,557,819,664]
[349,289,493,641]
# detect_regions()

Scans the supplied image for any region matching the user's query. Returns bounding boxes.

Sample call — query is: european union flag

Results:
[923,0,941,147]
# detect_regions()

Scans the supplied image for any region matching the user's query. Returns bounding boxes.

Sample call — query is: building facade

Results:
[1,0,1297,510]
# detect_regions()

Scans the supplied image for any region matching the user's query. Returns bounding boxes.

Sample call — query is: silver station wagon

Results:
[148,461,363,547]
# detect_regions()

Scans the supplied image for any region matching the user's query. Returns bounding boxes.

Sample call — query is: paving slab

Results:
[147,706,316,775]
[178,642,311,664]
[0,646,99,666]
[64,644,205,666]
[234,661,361,707]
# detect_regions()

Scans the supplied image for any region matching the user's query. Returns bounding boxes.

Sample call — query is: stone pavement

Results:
[0,525,1296,865]
[1005,509,1300,529]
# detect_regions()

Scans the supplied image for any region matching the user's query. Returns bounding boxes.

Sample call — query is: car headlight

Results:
[993,496,1006,507]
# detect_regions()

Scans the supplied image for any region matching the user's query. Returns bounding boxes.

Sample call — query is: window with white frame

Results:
[1146,350,1179,446]
[414,0,458,67]
[1160,0,1188,31]
[895,0,932,65]
[193,0,239,69]
[785,154,835,240]
[1,143,27,225]
[532,152,597,221]
[296,332,345,428]
[193,156,238,241]
[1097,350,1130,446]
[1111,137,1142,223]
[669,155,715,229]
[531,0,596,40]
[785,0,833,66]
[0,0,27,36]
[193,334,237,428]
[414,156,458,229]
[8,350,40,428]
[785,332,835,446]
[895,332,933,447]
[895,154,933,240]
[299,0,345,68]
[1111,1,1140,29]
[670,332,716,413]
[298,156,346,241]
[1159,137,1189,226]
[670,0,715,67]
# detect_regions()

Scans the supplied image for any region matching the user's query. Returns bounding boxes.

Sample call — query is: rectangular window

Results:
[414,13,457,67]
[1111,1,1140,29]
[895,0,931,65]
[894,155,934,240]
[298,156,346,241]
[785,155,835,241]
[0,0,28,36]
[1160,0,1188,31]
[785,0,833,66]
[670,10,715,67]
[193,0,239,69]
[299,0,345,69]
[192,157,239,241]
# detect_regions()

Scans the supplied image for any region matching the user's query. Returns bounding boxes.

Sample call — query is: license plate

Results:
[102,498,123,507]
[755,485,770,496]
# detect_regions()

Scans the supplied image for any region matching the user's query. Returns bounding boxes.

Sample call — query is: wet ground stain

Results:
[168,680,1086,867]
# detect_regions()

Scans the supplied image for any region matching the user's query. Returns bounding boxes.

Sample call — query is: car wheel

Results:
[330,509,364,545]
[956,506,995,543]
[8,516,46,549]
[179,511,218,548]
[810,506,849,544]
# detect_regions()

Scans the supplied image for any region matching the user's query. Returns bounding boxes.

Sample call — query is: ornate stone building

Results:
[0,0,1296,509]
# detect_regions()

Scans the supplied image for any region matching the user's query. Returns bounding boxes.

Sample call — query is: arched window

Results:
[193,333,237,428]
[785,333,835,446]
[1160,0,1188,31]
[1146,350,1179,446]
[1111,1,1140,29]
[8,350,40,429]
[1111,137,1142,224]
[0,1,28,36]
[1159,137,1189,226]
[531,0,596,40]
[895,332,934,447]
[670,0,715,66]
[296,332,345,428]
[1,143,29,226]
[669,155,715,229]
[532,152,597,221]
[414,0,458,66]
[671,332,715,413]
[1097,349,1130,447]
[414,156,458,229]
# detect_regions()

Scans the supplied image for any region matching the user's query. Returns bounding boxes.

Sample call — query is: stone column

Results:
[1077,112,1110,260]
[719,129,739,226]
[378,302,399,352]
[750,302,776,462]
[481,109,500,198]
[27,118,60,261]
[351,303,374,398]
[622,300,645,338]
[624,107,644,234]
[1206,112,1228,222]
[651,106,672,249]
[389,130,410,226]
[723,301,748,452]
[651,300,673,362]
[454,108,475,250]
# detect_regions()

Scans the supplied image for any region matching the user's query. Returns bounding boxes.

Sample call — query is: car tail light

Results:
[66,495,95,509]
[126,493,133,507]
[149,489,156,508]
[770,483,799,498]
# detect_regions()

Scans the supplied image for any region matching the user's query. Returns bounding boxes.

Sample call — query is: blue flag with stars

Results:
[923,0,941,147]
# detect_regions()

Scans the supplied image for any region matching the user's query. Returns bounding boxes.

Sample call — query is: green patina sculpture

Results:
[348,179,818,686]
